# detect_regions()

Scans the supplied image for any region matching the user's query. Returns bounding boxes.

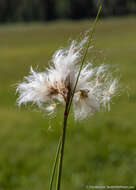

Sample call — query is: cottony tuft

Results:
[16,38,119,120]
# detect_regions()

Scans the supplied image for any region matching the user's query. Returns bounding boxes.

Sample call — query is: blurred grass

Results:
[0,17,136,189]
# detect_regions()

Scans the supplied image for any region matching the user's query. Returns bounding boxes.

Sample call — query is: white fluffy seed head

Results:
[16,38,119,120]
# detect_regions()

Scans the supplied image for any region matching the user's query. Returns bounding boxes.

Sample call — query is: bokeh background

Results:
[0,0,136,189]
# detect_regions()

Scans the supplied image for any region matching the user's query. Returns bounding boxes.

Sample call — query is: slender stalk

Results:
[49,136,62,190]
[56,102,69,190]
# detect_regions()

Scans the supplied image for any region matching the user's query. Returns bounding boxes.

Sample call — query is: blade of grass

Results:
[67,5,102,115]
[49,136,62,190]
[56,100,69,190]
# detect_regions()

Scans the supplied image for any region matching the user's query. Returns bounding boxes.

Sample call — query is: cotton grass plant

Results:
[16,5,119,190]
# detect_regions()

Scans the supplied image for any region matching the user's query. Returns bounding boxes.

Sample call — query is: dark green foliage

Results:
[69,0,95,19]
[0,0,136,22]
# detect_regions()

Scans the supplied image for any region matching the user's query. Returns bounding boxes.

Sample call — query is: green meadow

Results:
[0,17,136,189]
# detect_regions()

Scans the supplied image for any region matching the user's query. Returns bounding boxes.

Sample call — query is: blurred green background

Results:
[0,17,136,189]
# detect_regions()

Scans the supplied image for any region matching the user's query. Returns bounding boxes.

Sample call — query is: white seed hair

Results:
[16,38,119,120]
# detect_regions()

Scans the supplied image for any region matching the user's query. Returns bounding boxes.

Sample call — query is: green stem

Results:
[56,103,69,190]
[49,136,62,190]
